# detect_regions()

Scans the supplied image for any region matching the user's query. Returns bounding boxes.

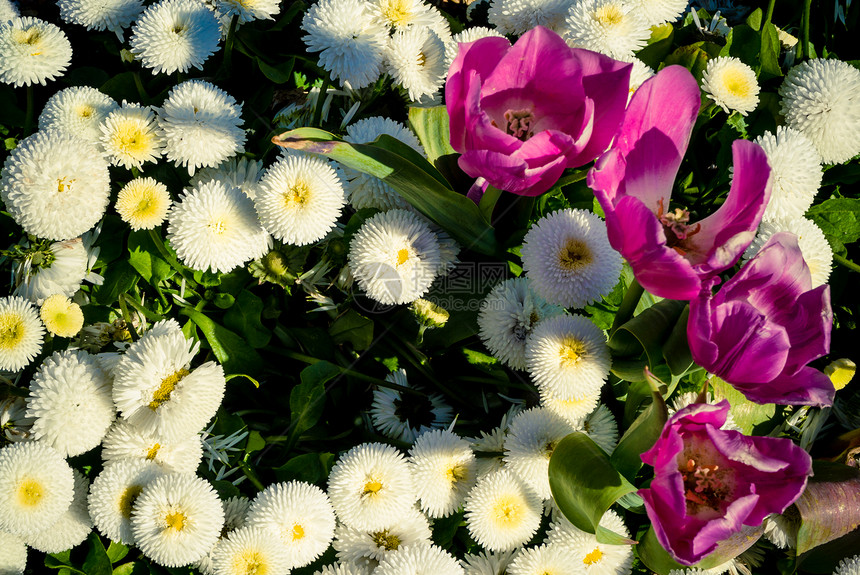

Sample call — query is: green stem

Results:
[311,75,330,128]
[222,15,239,77]
[801,0,812,60]
[764,0,776,28]
[834,253,860,273]
[117,294,140,341]
[610,278,645,336]
[240,464,265,491]
[132,71,149,103]
[148,229,198,290]
[23,85,34,136]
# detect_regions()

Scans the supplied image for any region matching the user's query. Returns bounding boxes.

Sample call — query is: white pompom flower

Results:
[521,209,622,309]
[129,0,221,75]
[167,179,269,274]
[755,126,822,221]
[464,469,543,552]
[386,26,448,102]
[25,470,92,554]
[488,0,573,36]
[57,0,144,38]
[216,0,281,24]
[564,0,650,61]
[88,459,165,545]
[38,86,118,144]
[101,102,164,170]
[333,505,431,567]
[374,543,464,575]
[116,177,173,231]
[14,238,88,305]
[546,509,633,575]
[701,56,760,115]
[0,530,27,575]
[210,526,291,575]
[627,0,688,26]
[0,296,45,373]
[1,129,110,241]
[409,428,477,518]
[101,418,203,474]
[0,17,72,87]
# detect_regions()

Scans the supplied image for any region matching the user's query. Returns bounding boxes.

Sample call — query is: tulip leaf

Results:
[611,373,668,482]
[548,432,637,545]
[273,128,498,255]
[408,105,456,166]
[759,22,783,80]
[609,298,687,376]
[807,198,860,256]
[795,461,860,563]
[637,524,764,574]
[710,376,776,435]
[663,304,694,376]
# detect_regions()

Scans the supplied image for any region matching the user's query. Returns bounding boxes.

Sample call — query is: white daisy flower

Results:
[216,0,280,24]
[701,56,760,115]
[371,369,453,443]
[38,292,84,338]
[464,469,542,552]
[409,428,477,518]
[780,58,860,164]
[112,319,226,440]
[578,404,619,454]
[158,80,245,176]
[14,238,88,304]
[461,549,517,575]
[0,442,75,538]
[754,126,822,222]
[539,385,601,426]
[116,177,173,231]
[374,543,464,575]
[627,0,687,26]
[167,179,269,273]
[488,0,574,36]
[564,0,650,61]
[547,509,633,575]
[57,0,144,39]
[834,554,860,575]
[478,277,564,371]
[508,544,575,575]
[89,459,164,545]
[521,209,622,309]
[302,0,389,89]
[0,17,72,87]
[342,116,424,211]
[742,218,832,287]
[502,407,577,499]
[190,156,265,200]
[762,512,798,550]
[386,26,447,102]
[1,129,110,241]
[333,505,432,568]
[245,481,337,569]
[468,406,523,478]
[444,26,505,69]
[193,496,251,575]
[132,473,225,567]
[0,0,18,22]
[0,396,33,444]
[255,153,345,246]
[38,86,118,144]
[101,102,164,170]
[129,0,221,75]
[210,526,291,575]
[25,470,92,554]
[348,209,442,306]
[315,564,372,575]
[0,530,27,575]
[26,349,115,457]
[525,314,611,401]
[327,442,417,531]
[101,418,203,474]
[370,0,445,31]
[0,296,44,373]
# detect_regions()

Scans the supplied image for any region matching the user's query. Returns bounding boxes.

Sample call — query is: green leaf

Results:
[636,23,675,69]
[663,305,693,376]
[609,299,687,378]
[795,462,860,558]
[83,532,113,575]
[46,551,86,574]
[128,230,174,285]
[92,260,139,306]
[407,105,456,166]
[245,430,266,455]
[727,25,761,70]
[759,22,783,80]
[258,58,295,84]
[100,71,140,103]
[272,128,498,255]
[610,374,668,482]
[329,309,374,351]
[211,479,242,500]
[289,363,332,439]
[664,43,719,81]
[745,7,762,30]
[270,0,306,30]
[548,432,637,544]
[274,452,335,484]
[106,541,129,563]
[180,308,263,374]
[807,198,860,255]
[224,290,271,348]
[225,373,260,388]
[711,376,776,434]
[112,563,148,575]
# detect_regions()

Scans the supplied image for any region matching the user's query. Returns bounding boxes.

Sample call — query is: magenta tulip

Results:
[687,232,834,407]
[587,65,772,300]
[639,400,812,566]
[446,26,631,196]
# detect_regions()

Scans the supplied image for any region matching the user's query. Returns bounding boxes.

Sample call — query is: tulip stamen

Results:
[657,198,701,252]
[504,109,535,141]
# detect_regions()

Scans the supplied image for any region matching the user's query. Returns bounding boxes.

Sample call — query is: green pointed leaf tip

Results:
[795,462,860,556]
[548,432,637,545]
[407,105,456,165]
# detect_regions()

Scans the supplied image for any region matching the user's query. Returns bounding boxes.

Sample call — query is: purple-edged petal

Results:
[779,284,832,372]
[619,127,688,214]
[737,366,836,407]
[686,494,760,563]
[463,71,522,155]
[689,140,772,273]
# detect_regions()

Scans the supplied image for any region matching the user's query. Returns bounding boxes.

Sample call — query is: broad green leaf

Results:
[745,7,762,30]
[112,563,148,575]
[727,25,761,70]
[611,373,668,482]
[711,376,776,434]
[548,432,637,545]
[609,299,687,376]
[245,430,266,455]
[289,366,329,441]
[795,462,860,558]
[224,290,271,348]
[759,22,783,80]
[807,198,860,256]
[46,551,86,574]
[637,523,764,574]
[211,479,242,500]
[407,105,456,166]
[329,309,374,351]
[636,23,675,69]
[128,230,174,286]
[478,184,504,222]
[107,541,129,563]
[272,128,498,255]
[181,308,263,374]
[92,260,139,306]
[258,58,294,84]
[83,532,113,575]
[663,305,693,376]
[664,42,720,80]
[274,452,335,484]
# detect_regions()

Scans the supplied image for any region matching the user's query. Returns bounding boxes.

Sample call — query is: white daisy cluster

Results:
[301,0,452,101]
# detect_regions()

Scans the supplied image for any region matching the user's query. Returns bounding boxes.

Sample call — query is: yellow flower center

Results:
[559,337,587,368]
[583,548,603,565]
[77,104,95,118]
[446,463,468,484]
[146,443,161,460]
[363,479,383,497]
[291,523,305,540]
[164,510,187,531]
[492,494,521,527]
[116,178,170,230]
[558,238,592,271]
[595,4,624,26]
[41,294,84,338]
[371,529,402,551]
[118,485,144,519]
[208,218,228,235]
[380,0,413,27]
[56,176,75,193]
[16,477,43,507]
[720,68,753,97]
[113,123,152,156]
[284,180,310,206]
[396,248,410,266]
[232,551,268,575]
[0,312,25,350]
[149,368,190,411]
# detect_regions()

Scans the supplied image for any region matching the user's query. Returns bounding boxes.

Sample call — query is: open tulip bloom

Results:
[588,65,772,301]
[446,26,632,197]
[639,400,813,566]
[688,232,835,407]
